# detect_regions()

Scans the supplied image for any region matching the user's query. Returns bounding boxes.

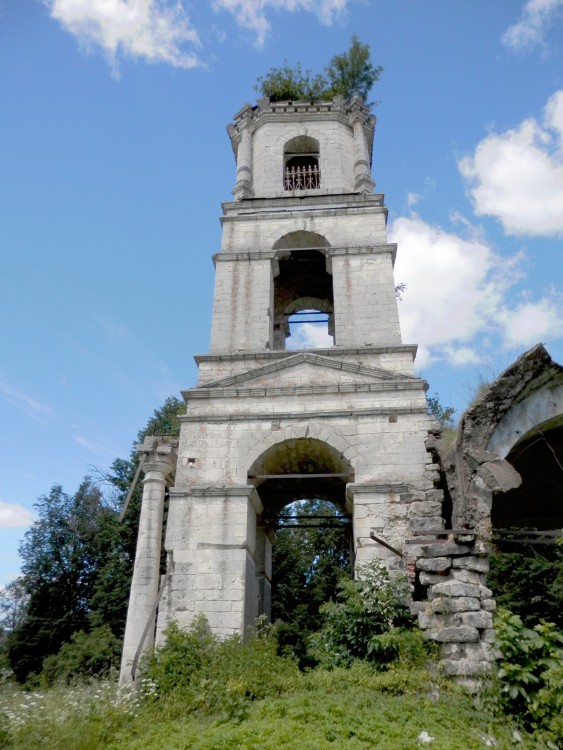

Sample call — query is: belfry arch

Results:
[272,231,334,349]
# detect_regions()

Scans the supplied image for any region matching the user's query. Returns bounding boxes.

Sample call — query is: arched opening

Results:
[248,438,354,662]
[488,417,563,626]
[272,232,334,350]
[283,135,320,190]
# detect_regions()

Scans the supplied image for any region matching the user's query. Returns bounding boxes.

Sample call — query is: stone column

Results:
[119,438,177,684]
[232,105,254,200]
[348,96,375,194]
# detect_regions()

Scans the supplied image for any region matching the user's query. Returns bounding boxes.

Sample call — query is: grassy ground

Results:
[0,666,545,750]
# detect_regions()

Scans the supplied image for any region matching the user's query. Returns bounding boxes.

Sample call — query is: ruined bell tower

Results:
[120,95,442,681]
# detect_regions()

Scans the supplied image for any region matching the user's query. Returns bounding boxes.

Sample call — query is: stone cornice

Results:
[180,405,429,423]
[212,244,397,265]
[169,484,263,513]
[184,380,426,401]
[195,344,418,365]
[347,482,411,497]
[222,192,384,214]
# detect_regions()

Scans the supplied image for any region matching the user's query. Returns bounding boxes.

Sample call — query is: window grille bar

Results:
[284,164,320,190]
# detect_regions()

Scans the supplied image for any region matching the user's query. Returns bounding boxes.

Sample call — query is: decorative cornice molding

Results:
[180,406,429,423]
[195,344,418,366]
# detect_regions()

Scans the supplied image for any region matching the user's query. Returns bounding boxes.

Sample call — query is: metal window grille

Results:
[284,164,320,190]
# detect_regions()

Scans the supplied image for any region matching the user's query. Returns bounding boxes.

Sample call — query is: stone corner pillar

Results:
[348,98,376,195]
[231,105,255,201]
[119,438,177,685]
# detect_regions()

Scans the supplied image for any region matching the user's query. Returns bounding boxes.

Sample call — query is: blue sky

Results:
[1,0,562,585]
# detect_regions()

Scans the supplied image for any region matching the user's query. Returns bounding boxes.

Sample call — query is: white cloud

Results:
[391,215,563,367]
[46,0,201,71]
[458,90,563,236]
[502,0,563,52]
[74,434,115,457]
[213,0,347,47]
[0,381,54,421]
[0,500,34,528]
[499,296,562,346]
[286,322,334,350]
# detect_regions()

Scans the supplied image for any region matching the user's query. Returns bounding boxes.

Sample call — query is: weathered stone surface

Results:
[478,460,521,493]
[479,585,493,598]
[450,569,485,585]
[411,517,445,532]
[481,628,497,644]
[432,596,481,613]
[481,598,497,612]
[416,557,451,572]
[439,659,488,677]
[430,626,479,643]
[420,571,447,586]
[452,556,489,572]
[409,501,443,517]
[431,581,481,598]
[419,543,470,558]
[460,610,493,629]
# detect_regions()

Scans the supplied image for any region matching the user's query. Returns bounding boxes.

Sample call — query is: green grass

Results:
[0,666,546,750]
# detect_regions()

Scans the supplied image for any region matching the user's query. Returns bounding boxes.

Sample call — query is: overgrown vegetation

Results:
[0,619,550,750]
[488,544,563,628]
[490,609,563,745]
[254,35,382,104]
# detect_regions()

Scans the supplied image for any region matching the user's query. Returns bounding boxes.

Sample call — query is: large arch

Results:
[246,436,355,626]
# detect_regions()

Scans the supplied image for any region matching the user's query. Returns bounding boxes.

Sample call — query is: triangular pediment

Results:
[191,353,422,392]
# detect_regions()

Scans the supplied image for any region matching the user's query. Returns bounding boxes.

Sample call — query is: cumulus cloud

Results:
[213,0,347,47]
[45,0,201,70]
[391,215,562,367]
[502,0,563,51]
[0,500,34,528]
[458,90,563,236]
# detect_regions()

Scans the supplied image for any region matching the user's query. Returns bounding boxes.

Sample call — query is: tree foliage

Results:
[426,393,456,429]
[255,36,382,105]
[271,499,351,664]
[3,396,185,684]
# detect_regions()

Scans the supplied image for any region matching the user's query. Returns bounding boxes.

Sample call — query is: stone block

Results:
[419,543,470,557]
[432,596,481,614]
[459,611,493,629]
[430,626,479,643]
[481,598,497,612]
[431,581,481,598]
[479,585,493,599]
[420,572,448,586]
[451,556,489,572]
[409,501,442,517]
[416,557,451,573]
[450,569,484,585]
[439,659,487,677]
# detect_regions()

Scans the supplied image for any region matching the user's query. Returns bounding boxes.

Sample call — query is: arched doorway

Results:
[489,416,563,625]
[247,438,355,658]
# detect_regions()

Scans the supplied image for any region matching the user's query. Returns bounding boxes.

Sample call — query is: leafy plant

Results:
[493,609,563,744]
[310,560,417,668]
[255,36,381,105]
[40,626,122,685]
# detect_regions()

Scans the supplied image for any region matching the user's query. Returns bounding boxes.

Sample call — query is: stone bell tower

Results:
[120,95,442,681]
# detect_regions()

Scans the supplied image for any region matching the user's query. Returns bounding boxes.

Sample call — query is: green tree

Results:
[4,395,185,683]
[271,499,351,664]
[426,393,455,429]
[325,35,382,104]
[255,37,381,105]
[6,480,109,682]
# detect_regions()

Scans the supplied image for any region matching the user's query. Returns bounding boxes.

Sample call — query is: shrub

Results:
[142,616,301,721]
[309,560,418,668]
[493,609,563,744]
[40,626,122,685]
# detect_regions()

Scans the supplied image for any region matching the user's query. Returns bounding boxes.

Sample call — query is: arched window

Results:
[283,136,320,191]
